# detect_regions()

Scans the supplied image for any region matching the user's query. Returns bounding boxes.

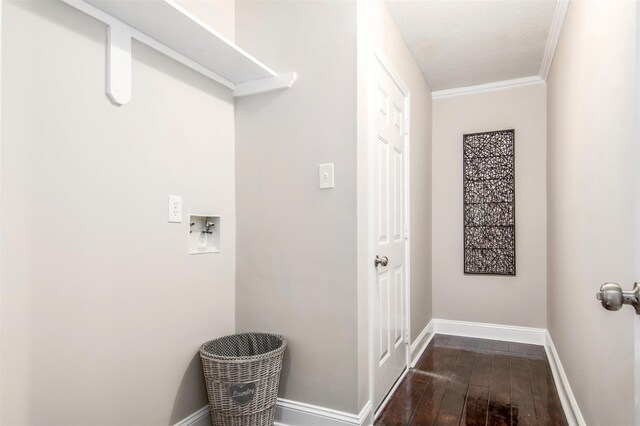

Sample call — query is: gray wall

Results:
[547,1,637,424]
[1,1,236,424]
[235,0,359,414]
[432,84,548,328]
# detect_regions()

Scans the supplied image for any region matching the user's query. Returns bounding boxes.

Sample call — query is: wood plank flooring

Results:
[374,334,568,426]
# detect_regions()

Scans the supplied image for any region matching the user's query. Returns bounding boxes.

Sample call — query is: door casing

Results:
[635,1,640,422]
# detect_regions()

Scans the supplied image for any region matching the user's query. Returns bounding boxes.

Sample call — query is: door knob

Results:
[596,282,640,315]
[374,255,389,267]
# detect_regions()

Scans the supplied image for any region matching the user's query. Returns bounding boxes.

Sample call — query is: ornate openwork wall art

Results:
[463,129,515,275]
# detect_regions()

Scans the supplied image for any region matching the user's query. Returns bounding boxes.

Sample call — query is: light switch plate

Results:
[168,195,182,223]
[319,163,335,189]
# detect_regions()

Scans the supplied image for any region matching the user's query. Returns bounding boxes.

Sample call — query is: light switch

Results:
[168,195,182,223]
[319,163,335,189]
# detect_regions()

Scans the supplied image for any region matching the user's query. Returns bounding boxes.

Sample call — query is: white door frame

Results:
[367,49,412,419]
[635,1,640,423]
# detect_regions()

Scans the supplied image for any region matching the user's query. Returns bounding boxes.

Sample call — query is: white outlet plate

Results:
[319,163,335,189]
[168,195,182,223]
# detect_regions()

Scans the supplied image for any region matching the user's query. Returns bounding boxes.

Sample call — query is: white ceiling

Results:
[385,0,558,91]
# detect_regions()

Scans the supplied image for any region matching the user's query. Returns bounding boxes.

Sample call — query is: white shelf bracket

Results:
[233,72,297,98]
[106,23,132,105]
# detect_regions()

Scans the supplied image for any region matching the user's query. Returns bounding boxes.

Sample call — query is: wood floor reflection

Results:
[374,334,568,426]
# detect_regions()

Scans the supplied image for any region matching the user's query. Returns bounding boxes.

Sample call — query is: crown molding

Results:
[431,76,545,100]
[431,0,568,100]
[540,0,570,80]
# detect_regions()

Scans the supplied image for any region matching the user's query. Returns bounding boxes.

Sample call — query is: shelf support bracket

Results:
[106,23,132,105]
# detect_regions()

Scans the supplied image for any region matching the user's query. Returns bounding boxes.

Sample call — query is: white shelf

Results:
[60,0,296,104]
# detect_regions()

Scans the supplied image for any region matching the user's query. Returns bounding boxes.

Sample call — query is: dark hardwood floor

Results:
[374,334,568,426]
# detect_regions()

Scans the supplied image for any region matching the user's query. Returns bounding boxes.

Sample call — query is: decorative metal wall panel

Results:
[463,129,515,275]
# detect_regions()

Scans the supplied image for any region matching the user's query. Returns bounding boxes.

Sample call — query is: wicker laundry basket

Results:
[199,333,287,426]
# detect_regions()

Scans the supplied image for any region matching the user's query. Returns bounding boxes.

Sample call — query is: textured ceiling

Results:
[385,0,557,91]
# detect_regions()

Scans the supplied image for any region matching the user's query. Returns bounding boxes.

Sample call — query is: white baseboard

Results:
[432,318,546,345]
[275,398,371,426]
[410,320,434,367]
[177,400,372,426]
[173,406,210,426]
[545,331,586,426]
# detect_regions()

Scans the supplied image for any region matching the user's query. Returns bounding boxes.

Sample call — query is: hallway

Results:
[375,334,567,426]
[1,0,638,424]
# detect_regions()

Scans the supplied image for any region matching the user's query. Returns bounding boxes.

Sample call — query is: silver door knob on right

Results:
[597,282,640,315]
[374,255,389,267]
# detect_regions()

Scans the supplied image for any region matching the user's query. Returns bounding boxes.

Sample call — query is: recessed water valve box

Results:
[189,215,220,254]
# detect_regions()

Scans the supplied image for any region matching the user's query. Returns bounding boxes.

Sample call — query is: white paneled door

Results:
[372,53,409,410]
